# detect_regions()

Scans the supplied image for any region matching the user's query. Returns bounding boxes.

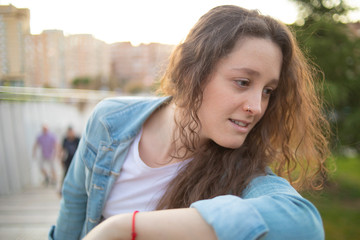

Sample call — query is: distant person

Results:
[60,127,80,182]
[33,124,58,186]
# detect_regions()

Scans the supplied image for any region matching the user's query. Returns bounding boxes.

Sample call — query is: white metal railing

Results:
[0,86,120,102]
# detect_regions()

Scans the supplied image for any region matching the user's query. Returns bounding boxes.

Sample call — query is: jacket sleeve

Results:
[190,172,324,240]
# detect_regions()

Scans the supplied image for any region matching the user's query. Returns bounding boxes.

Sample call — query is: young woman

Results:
[49,5,330,240]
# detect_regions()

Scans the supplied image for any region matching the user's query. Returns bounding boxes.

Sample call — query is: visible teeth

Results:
[231,119,247,127]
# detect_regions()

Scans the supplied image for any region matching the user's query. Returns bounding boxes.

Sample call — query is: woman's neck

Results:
[139,102,180,168]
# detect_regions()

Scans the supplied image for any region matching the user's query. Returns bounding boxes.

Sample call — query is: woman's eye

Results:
[235,79,249,87]
[263,88,274,95]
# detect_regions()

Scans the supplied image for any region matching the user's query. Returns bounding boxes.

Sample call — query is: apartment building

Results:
[110,42,174,90]
[1,4,173,90]
[65,34,110,88]
[25,30,66,87]
[25,31,110,88]
[0,5,30,86]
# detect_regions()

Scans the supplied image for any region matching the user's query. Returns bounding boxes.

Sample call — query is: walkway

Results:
[0,186,60,240]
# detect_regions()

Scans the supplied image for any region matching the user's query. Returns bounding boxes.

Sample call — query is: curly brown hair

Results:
[157,5,330,209]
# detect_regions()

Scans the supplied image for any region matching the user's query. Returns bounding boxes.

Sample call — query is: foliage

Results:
[124,81,148,94]
[72,76,92,89]
[291,0,356,25]
[290,0,360,152]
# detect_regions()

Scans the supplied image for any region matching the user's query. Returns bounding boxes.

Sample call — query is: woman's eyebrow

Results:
[230,67,260,77]
[269,78,279,86]
[230,67,279,84]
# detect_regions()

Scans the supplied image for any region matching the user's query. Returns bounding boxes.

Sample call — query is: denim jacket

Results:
[49,96,324,240]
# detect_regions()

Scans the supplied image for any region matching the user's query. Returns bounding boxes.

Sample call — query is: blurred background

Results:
[0,0,359,239]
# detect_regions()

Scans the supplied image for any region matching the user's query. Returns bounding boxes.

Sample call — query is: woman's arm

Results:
[83,208,217,240]
[191,173,324,240]
[84,172,324,240]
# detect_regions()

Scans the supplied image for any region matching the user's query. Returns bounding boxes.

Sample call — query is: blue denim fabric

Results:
[49,96,324,240]
[191,169,324,240]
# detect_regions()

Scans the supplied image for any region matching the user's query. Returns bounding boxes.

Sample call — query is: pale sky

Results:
[1,0,360,45]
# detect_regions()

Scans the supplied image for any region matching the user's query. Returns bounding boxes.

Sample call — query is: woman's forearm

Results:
[84,208,217,240]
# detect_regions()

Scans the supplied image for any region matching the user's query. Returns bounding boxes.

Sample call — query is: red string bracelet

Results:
[132,210,139,240]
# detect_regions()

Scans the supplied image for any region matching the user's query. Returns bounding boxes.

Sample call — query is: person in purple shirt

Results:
[33,124,58,186]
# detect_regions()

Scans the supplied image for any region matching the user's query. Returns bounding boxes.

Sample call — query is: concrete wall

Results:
[0,100,96,195]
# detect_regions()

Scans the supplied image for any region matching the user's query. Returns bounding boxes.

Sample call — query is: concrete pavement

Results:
[0,186,60,240]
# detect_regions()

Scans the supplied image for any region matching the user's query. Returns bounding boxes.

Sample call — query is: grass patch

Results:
[302,156,360,240]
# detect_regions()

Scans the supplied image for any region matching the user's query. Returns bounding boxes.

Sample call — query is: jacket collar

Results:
[100,96,171,143]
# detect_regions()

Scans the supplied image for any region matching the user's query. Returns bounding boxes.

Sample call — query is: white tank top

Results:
[102,129,190,218]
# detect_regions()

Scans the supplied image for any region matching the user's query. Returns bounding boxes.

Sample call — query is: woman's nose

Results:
[243,92,263,115]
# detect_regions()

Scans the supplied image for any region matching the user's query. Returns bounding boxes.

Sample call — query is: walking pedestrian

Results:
[59,126,80,184]
[33,124,58,186]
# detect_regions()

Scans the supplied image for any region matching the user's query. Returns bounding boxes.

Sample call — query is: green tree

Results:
[72,76,92,89]
[290,0,360,152]
[292,0,355,25]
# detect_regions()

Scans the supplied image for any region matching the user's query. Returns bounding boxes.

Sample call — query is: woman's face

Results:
[197,37,282,149]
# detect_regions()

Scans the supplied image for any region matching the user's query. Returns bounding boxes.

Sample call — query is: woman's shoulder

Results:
[242,167,301,198]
